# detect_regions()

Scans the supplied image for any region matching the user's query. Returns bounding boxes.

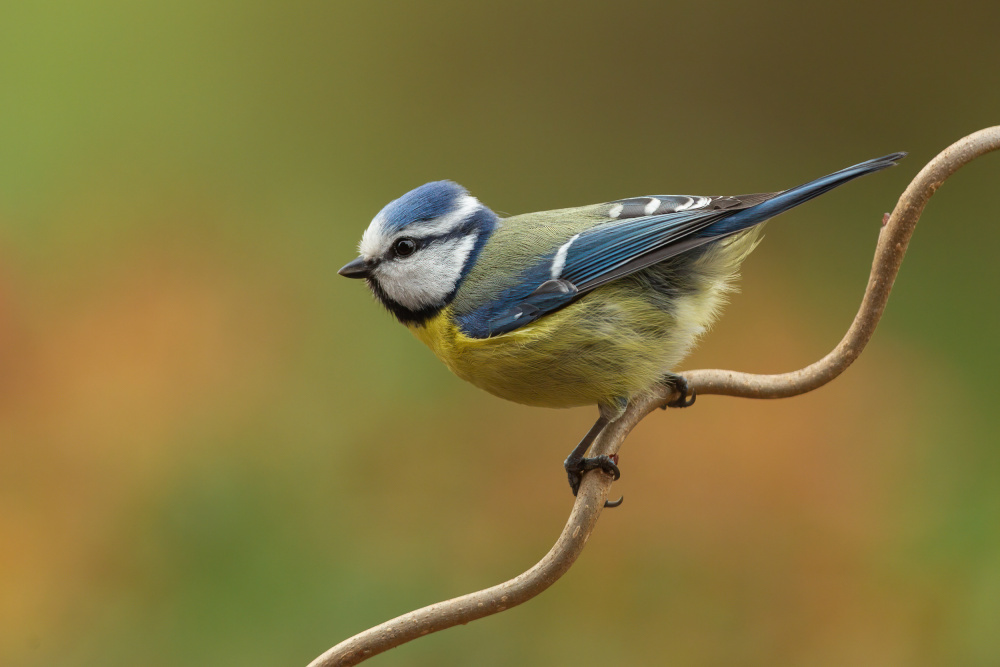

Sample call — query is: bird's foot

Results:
[660,372,696,409]
[565,453,622,507]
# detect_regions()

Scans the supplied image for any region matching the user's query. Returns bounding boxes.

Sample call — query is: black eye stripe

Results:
[387,227,475,260]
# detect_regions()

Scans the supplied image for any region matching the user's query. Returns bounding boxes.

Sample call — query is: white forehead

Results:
[359,194,481,260]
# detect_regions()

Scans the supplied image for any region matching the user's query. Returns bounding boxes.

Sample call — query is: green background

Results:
[2,1,999,665]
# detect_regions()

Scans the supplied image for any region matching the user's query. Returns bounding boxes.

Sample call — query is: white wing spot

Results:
[676,196,711,211]
[608,203,623,219]
[551,233,580,279]
[644,198,660,216]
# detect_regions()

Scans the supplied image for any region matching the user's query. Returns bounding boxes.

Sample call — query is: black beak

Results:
[338,257,372,279]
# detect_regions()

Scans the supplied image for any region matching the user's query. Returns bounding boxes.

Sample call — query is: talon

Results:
[564,414,621,499]
[566,455,620,479]
[565,454,621,499]
[604,495,624,508]
[662,373,696,408]
[567,470,583,496]
[592,455,620,480]
[667,390,696,408]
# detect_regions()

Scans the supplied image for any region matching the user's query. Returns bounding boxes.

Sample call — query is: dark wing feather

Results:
[560,209,728,287]
[462,213,726,337]
[462,148,906,338]
[608,193,775,219]
[464,194,776,338]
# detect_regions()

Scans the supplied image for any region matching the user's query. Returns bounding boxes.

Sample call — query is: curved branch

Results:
[308,127,1000,667]
[308,477,614,667]
[682,127,1000,401]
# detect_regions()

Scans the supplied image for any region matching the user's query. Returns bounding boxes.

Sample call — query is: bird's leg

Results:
[661,371,696,409]
[564,414,623,508]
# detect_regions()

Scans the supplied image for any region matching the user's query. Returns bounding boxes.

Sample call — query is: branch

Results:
[308,127,1000,667]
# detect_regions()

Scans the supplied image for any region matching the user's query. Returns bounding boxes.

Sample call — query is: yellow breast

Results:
[408,279,716,409]
[405,221,761,410]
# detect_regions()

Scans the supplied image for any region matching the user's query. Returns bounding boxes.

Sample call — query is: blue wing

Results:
[459,208,731,337]
[457,152,905,338]
[558,208,732,289]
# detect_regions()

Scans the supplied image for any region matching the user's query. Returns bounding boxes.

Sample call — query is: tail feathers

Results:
[703,152,906,237]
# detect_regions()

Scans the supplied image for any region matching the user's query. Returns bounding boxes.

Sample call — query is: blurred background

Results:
[2,1,998,665]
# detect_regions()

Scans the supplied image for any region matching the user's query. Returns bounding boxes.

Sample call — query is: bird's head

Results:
[340,181,497,325]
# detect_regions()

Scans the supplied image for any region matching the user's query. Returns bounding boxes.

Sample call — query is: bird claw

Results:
[604,495,624,508]
[564,415,622,508]
[565,454,621,498]
[566,469,583,496]
[661,373,696,408]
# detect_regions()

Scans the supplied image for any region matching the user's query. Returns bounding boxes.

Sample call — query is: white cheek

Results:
[374,234,478,310]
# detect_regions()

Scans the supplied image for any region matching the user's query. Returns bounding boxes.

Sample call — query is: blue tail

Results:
[702,152,906,237]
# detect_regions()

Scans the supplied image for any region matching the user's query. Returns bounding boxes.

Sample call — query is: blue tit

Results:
[339,152,905,503]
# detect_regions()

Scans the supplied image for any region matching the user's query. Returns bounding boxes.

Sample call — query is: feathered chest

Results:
[407,273,708,408]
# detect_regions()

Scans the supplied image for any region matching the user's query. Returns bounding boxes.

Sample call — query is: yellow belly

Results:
[408,280,721,409]
[407,226,760,410]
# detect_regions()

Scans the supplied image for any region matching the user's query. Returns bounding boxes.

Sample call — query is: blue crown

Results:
[377,180,468,232]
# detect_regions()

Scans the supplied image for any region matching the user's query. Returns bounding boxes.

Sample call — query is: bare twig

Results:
[309,127,1000,667]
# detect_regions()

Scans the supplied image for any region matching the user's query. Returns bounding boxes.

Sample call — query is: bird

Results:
[339,152,905,505]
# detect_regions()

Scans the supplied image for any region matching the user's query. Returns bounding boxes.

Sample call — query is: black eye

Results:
[393,238,417,257]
